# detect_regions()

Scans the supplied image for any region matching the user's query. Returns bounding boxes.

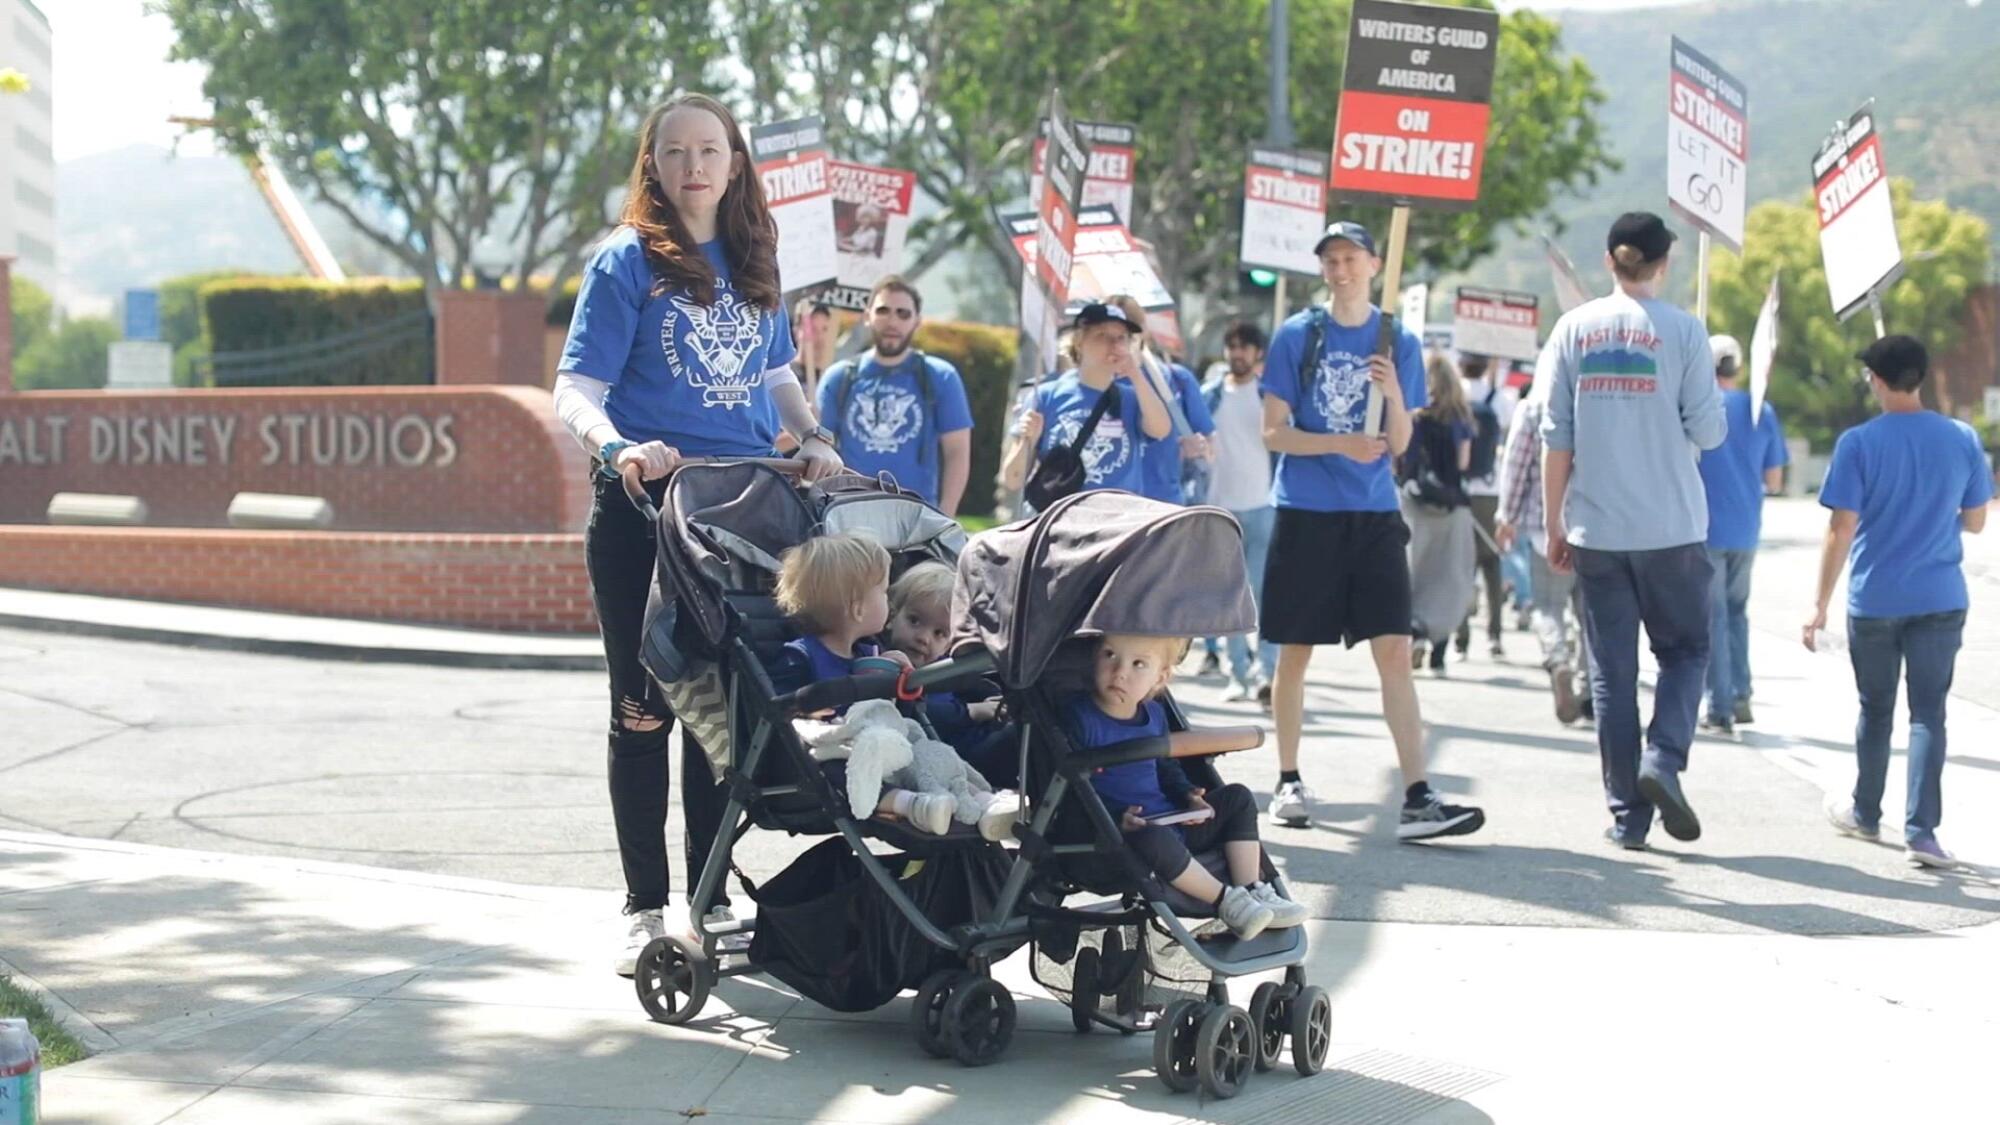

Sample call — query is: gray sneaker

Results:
[1732,698,1755,725]
[1217,885,1275,940]
[1269,780,1313,827]
[1248,882,1309,928]
[1906,837,1958,870]
[1824,794,1880,841]
[1550,664,1582,725]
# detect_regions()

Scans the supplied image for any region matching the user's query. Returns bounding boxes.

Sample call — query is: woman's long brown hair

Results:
[1422,352,1474,427]
[618,93,782,311]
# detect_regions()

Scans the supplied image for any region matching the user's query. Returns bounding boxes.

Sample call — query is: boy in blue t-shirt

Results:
[1258,221,1486,842]
[1067,634,1307,940]
[1809,335,1992,869]
[817,276,976,513]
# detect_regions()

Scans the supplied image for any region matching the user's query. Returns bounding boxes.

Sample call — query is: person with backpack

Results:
[1259,220,1486,840]
[1456,354,1511,660]
[816,275,975,514]
[1542,212,1726,851]
[999,300,1172,507]
[1402,352,1479,676]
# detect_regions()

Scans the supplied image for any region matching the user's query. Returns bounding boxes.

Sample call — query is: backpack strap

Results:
[1300,307,1328,408]
[1069,384,1119,455]
[827,358,860,447]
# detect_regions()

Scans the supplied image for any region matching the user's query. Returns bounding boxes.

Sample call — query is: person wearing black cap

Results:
[999,299,1172,501]
[1258,219,1486,840]
[1809,335,1991,870]
[1540,211,1725,851]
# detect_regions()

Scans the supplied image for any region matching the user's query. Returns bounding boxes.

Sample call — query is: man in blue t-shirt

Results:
[1809,335,1991,870]
[816,276,975,513]
[1260,221,1486,842]
[1696,334,1790,733]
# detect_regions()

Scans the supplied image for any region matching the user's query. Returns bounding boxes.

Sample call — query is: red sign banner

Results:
[1329,0,1499,210]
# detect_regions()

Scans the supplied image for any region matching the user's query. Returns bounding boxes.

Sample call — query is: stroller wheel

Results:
[1248,982,1287,1072]
[634,936,709,1025]
[1195,1004,1255,1099]
[942,977,1015,1067]
[1290,985,1332,1076]
[911,970,962,1058]
[1152,1000,1203,1093]
[1069,948,1101,1033]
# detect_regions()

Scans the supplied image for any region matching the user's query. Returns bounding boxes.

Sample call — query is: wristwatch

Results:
[597,438,636,478]
[799,425,838,450]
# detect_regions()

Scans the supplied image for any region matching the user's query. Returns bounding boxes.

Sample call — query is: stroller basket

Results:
[746,837,1011,1013]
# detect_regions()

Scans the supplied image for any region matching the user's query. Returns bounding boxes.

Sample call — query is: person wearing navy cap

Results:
[1000,299,1173,502]
[1259,219,1487,841]
[1810,334,1991,870]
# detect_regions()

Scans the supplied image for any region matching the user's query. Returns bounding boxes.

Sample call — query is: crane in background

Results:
[167,116,346,282]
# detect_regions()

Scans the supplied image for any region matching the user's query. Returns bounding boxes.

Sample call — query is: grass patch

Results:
[0,972,89,1068]
[958,514,1000,534]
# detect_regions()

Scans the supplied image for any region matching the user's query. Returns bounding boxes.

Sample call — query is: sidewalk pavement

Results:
[0,588,602,670]
[6,825,1996,1125]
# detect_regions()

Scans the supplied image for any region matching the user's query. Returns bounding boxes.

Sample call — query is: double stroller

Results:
[625,466,1328,1099]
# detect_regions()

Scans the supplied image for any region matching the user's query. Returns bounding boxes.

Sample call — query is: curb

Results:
[0,611,606,671]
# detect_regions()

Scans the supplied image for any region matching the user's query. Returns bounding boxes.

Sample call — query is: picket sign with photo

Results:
[1328,0,1499,433]
[750,117,838,294]
[824,160,916,311]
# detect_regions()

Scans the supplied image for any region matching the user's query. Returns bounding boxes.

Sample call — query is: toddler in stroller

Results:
[1069,633,1308,940]
[885,561,1015,788]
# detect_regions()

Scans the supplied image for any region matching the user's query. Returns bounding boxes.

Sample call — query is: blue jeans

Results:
[1848,610,1963,844]
[1575,544,1713,839]
[1224,506,1278,684]
[1501,539,1534,610]
[1705,547,1755,717]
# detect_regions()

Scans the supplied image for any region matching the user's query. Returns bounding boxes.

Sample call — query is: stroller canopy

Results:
[951,490,1257,687]
[658,464,966,646]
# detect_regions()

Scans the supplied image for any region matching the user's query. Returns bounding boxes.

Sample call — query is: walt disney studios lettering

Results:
[0,410,459,469]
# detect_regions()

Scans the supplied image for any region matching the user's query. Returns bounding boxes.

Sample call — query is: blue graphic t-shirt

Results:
[1260,308,1426,512]
[1032,370,1146,496]
[1700,389,1789,550]
[1063,695,1190,820]
[817,352,974,505]
[559,227,798,456]
[1818,411,1993,619]
[1139,362,1216,504]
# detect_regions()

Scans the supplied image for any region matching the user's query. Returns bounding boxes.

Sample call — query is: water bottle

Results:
[0,1019,38,1125]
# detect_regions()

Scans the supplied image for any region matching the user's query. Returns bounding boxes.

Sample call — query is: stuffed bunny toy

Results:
[801,699,1019,841]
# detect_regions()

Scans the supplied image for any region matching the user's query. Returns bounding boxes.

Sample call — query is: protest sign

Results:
[1332,0,1499,432]
[750,117,837,293]
[1666,38,1749,255]
[1749,272,1779,423]
[1241,146,1329,276]
[1024,90,1093,367]
[1812,104,1902,327]
[1452,287,1540,362]
[1399,283,1429,343]
[1032,120,1138,224]
[824,160,916,311]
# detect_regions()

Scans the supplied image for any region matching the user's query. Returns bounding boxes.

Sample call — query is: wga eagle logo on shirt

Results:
[846,384,923,454]
[663,291,766,409]
[1312,350,1373,433]
[1046,414,1130,484]
[1577,327,1662,397]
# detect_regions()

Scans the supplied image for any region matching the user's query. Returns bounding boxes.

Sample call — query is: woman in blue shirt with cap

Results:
[552,92,844,975]
[999,300,1173,502]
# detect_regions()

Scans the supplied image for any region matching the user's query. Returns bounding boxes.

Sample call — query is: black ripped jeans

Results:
[586,470,730,916]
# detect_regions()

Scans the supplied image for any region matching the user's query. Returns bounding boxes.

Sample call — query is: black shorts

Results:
[1260,508,1413,647]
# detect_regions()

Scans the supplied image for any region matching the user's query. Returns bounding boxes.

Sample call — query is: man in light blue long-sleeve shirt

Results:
[1541,212,1727,851]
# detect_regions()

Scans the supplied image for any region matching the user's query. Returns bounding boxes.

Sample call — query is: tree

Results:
[728,1,1614,315]
[1709,179,1993,451]
[15,317,118,391]
[9,274,54,360]
[156,0,722,295]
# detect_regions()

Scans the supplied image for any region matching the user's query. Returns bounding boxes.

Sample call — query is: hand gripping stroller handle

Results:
[620,456,813,521]
[1069,726,1265,770]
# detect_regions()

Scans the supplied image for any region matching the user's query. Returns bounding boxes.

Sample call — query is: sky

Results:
[42,0,1711,164]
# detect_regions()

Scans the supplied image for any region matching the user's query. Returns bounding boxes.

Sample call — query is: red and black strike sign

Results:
[1330,0,1500,210]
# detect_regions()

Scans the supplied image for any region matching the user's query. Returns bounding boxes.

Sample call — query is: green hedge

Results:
[912,320,1017,518]
[199,278,431,387]
[160,270,250,387]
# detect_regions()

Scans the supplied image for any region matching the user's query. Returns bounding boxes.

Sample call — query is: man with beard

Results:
[817,275,975,513]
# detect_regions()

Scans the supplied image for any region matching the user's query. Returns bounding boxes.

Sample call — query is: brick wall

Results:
[0,527,597,633]
[0,386,592,531]
[435,290,549,387]
[1,255,13,395]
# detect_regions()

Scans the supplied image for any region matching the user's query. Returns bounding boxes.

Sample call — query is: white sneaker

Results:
[976,791,1021,842]
[1216,885,1274,941]
[1249,882,1309,929]
[1221,680,1253,703]
[1269,780,1313,827]
[616,908,665,977]
[907,792,956,835]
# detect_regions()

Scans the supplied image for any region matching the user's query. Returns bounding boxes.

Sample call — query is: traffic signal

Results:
[1240,267,1278,295]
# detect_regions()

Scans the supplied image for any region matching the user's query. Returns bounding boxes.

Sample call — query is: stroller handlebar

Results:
[774,650,1002,717]
[1068,726,1265,770]
[620,456,812,522]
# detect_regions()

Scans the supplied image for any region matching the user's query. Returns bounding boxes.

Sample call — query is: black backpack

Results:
[1467,383,1502,481]
[828,352,939,467]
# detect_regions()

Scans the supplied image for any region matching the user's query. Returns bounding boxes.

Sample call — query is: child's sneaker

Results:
[975,791,1021,842]
[907,793,955,835]
[1216,885,1274,941]
[1249,882,1309,929]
